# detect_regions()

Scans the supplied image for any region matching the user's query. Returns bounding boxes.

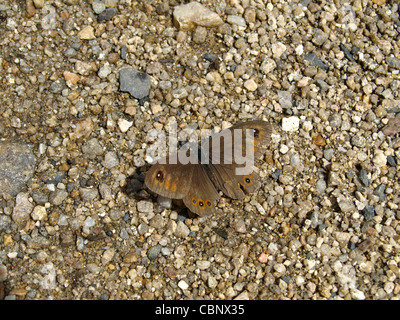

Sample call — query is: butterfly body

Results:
[145,120,272,216]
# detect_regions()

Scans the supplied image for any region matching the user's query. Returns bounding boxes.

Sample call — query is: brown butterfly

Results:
[144,120,272,216]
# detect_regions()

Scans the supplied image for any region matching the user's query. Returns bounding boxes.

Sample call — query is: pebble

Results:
[244,79,258,92]
[147,245,162,261]
[92,0,106,14]
[119,68,151,100]
[118,118,133,133]
[282,116,300,132]
[173,2,223,31]
[49,190,68,205]
[363,206,375,221]
[98,63,112,79]
[102,151,119,169]
[227,15,247,27]
[102,248,115,265]
[78,26,95,40]
[174,221,190,238]
[137,200,153,213]
[0,141,37,197]
[178,280,189,290]
[373,150,387,168]
[79,187,99,202]
[196,260,211,270]
[97,7,117,22]
[12,193,33,225]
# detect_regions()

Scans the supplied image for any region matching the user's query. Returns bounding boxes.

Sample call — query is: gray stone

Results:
[147,245,162,261]
[79,187,99,202]
[119,67,150,99]
[363,205,375,221]
[82,138,103,159]
[97,7,117,22]
[102,151,119,169]
[0,141,37,197]
[49,190,68,205]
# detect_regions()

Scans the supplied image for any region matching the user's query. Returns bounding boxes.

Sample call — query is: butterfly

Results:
[144,120,272,216]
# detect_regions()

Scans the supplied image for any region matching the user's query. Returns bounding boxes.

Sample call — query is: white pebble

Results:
[178,280,189,290]
[373,150,387,168]
[282,116,300,132]
[280,144,289,154]
[118,118,133,133]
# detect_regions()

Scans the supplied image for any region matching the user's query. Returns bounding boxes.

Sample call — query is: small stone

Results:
[63,71,80,85]
[192,26,208,43]
[102,151,119,169]
[75,61,93,76]
[382,113,400,135]
[119,68,150,100]
[97,7,117,22]
[243,79,258,91]
[258,253,269,263]
[373,150,387,168]
[49,190,68,205]
[82,138,103,159]
[178,280,189,290]
[174,221,190,238]
[271,42,286,59]
[260,58,276,75]
[387,156,397,167]
[358,238,375,252]
[33,0,45,9]
[147,245,162,261]
[312,28,329,46]
[12,192,33,225]
[118,118,133,133]
[0,141,37,197]
[196,260,211,270]
[359,169,370,187]
[137,200,153,213]
[74,118,94,139]
[337,196,356,213]
[278,91,292,109]
[92,0,106,14]
[79,187,99,202]
[313,135,326,146]
[102,248,115,265]
[315,179,326,195]
[282,116,300,132]
[31,206,47,221]
[173,2,223,31]
[98,63,112,79]
[0,264,8,282]
[374,184,386,202]
[227,15,247,27]
[233,219,246,233]
[363,205,375,221]
[208,276,218,289]
[78,26,95,40]
[99,183,113,201]
[351,288,366,300]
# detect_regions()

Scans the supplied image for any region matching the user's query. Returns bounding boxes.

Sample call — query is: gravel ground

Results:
[0,0,399,300]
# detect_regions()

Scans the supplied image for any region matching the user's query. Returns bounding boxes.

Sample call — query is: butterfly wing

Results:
[145,161,195,199]
[204,163,260,199]
[201,120,272,199]
[145,149,199,199]
[182,164,220,216]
